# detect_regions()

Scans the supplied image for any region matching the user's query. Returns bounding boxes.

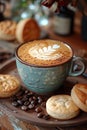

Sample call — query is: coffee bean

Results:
[21,105,28,111]
[25,90,29,94]
[27,92,34,97]
[24,101,30,106]
[41,102,46,108]
[10,87,51,120]
[32,96,37,101]
[28,104,35,109]
[37,96,43,104]
[37,112,44,118]
[17,100,24,105]
[22,96,29,102]
[35,107,42,113]
[12,101,19,107]
[31,100,37,105]
[28,97,33,102]
[43,114,50,120]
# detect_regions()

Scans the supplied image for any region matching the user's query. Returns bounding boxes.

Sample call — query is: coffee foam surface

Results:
[17,40,73,66]
[29,44,62,60]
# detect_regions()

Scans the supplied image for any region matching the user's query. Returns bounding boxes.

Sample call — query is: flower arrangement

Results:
[41,0,87,15]
[41,0,78,12]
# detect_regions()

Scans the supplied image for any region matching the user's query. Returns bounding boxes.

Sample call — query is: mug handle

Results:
[69,56,86,76]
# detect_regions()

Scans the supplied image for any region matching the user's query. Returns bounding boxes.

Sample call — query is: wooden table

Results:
[0,29,87,130]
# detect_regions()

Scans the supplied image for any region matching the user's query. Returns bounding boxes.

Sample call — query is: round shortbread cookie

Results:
[46,95,80,120]
[16,18,40,43]
[0,20,17,41]
[71,84,87,112]
[0,74,21,98]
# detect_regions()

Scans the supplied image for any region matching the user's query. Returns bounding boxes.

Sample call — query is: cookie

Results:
[71,83,87,112]
[46,95,80,120]
[0,20,17,41]
[16,18,40,43]
[0,74,20,98]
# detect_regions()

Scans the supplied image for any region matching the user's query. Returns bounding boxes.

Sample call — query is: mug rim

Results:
[15,40,74,68]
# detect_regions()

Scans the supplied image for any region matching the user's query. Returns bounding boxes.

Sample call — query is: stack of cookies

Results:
[46,83,87,120]
[0,18,41,43]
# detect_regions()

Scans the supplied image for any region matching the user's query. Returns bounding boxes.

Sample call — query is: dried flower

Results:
[41,0,78,12]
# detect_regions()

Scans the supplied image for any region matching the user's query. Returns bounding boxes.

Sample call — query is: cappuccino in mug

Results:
[17,40,73,66]
[16,39,85,94]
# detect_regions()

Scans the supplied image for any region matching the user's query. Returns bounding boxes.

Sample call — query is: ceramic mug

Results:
[15,40,86,95]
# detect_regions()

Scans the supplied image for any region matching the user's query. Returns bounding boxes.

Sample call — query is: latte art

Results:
[17,40,73,66]
[28,44,62,60]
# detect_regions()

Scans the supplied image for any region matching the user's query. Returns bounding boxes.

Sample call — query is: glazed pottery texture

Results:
[16,59,71,94]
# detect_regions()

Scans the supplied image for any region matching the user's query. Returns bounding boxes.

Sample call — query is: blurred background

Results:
[0,0,87,59]
[1,0,87,39]
[2,0,50,26]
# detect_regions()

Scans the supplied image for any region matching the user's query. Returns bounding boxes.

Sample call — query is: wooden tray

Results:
[0,58,87,128]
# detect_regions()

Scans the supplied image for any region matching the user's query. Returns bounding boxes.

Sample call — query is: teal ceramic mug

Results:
[15,39,86,95]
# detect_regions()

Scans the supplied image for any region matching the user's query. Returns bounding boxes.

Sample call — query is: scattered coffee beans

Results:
[11,88,50,120]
